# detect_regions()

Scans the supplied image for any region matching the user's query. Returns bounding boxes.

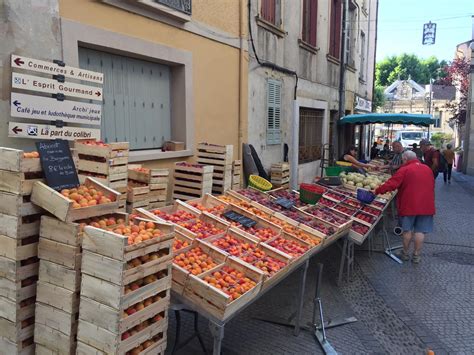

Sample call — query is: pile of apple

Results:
[351,221,370,235]
[280,210,312,224]
[211,234,256,257]
[237,188,268,201]
[188,202,226,216]
[361,205,382,217]
[177,219,224,239]
[305,219,336,236]
[202,266,257,301]
[333,203,357,216]
[355,211,376,225]
[60,185,114,208]
[305,207,348,227]
[324,191,346,202]
[267,237,309,257]
[152,209,196,223]
[173,247,220,275]
[318,198,337,208]
[23,151,39,158]
[124,269,168,295]
[173,238,190,252]
[371,200,386,209]
[127,250,168,270]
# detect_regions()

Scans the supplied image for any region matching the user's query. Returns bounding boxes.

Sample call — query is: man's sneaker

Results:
[412,254,421,264]
[398,250,410,261]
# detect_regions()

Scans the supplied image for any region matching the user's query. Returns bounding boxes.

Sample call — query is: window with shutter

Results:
[267,79,282,145]
[329,0,342,59]
[261,0,281,26]
[302,0,318,47]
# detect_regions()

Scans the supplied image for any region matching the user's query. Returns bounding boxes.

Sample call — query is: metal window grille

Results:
[267,79,282,145]
[299,108,324,164]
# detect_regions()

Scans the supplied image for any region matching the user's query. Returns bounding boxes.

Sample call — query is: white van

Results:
[395,131,425,148]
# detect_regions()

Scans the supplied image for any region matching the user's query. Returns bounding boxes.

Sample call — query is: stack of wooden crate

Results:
[232,160,242,190]
[128,166,170,210]
[74,140,129,211]
[172,162,213,201]
[0,148,44,355]
[30,177,121,354]
[270,162,290,188]
[196,143,233,194]
[77,218,174,354]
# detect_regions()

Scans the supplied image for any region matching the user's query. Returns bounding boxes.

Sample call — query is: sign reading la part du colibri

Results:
[12,72,103,101]
[8,122,100,141]
[11,93,102,126]
[11,54,104,84]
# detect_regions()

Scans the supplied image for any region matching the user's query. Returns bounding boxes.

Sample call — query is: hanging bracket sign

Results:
[36,140,79,191]
[12,72,103,101]
[11,54,104,84]
[222,211,257,228]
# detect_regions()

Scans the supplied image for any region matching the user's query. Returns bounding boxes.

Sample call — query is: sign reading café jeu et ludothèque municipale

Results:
[11,54,104,84]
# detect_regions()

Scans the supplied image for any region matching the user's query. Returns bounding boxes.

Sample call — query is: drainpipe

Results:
[238,0,246,158]
[338,0,349,151]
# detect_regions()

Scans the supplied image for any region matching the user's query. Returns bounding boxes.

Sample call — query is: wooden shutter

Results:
[309,0,318,47]
[329,0,342,58]
[267,79,282,145]
[261,0,276,24]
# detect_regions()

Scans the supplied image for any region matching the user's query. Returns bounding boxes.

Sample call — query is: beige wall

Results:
[58,0,247,169]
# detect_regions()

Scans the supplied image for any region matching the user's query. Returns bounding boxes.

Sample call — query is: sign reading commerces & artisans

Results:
[11,55,104,84]
[11,93,102,125]
[354,96,372,113]
[8,122,100,141]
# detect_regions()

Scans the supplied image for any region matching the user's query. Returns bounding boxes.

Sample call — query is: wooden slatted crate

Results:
[196,143,233,195]
[270,162,290,188]
[231,160,242,190]
[172,162,213,201]
[77,218,174,354]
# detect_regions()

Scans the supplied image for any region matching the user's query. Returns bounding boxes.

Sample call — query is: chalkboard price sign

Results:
[222,211,257,228]
[36,140,79,191]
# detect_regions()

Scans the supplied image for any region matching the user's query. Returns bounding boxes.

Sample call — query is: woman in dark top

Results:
[340,145,373,170]
[370,142,379,160]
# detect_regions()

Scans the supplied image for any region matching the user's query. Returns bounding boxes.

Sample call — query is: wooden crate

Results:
[172,162,213,201]
[38,260,81,292]
[128,167,169,185]
[0,235,39,262]
[36,281,79,315]
[0,147,42,173]
[0,273,37,303]
[196,143,233,166]
[270,162,290,186]
[127,185,150,203]
[34,323,76,354]
[0,316,34,344]
[0,295,35,324]
[35,302,77,337]
[231,160,242,189]
[38,238,81,270]
[74,140,129,159]
[0,257,39,283]
[0,213,41,240]
[0,335,34,355]
[0,170,44,196]
[0,192,42,217]
[135,200,200,224]
[171,213,229,241]
[31,177,120,222]
[77,156,128,176]
[78,172,128,190]
[184,256,263,321]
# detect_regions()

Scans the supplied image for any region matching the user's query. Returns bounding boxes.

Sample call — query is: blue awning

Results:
[339,113,435,127]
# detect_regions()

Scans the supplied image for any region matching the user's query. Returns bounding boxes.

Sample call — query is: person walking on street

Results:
[442,144,455,184]
[420,139,440,178]
[411,143,423,160]
[375,151,435,263]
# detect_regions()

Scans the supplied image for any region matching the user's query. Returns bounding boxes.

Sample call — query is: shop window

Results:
[329,0,342,59]
[267,79,282,145]
[261,0,281,26]
[79,48,171,151]
[302,0,318,47]
[299,108,324,163]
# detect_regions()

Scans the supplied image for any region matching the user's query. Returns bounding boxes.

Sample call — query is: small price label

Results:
[274,197,294,209]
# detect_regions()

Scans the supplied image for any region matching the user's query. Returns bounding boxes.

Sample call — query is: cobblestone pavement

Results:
[166,172,474,354]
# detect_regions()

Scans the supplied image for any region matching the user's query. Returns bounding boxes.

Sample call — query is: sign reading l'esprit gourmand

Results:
[8,122,100,141]
[11,55,104,84]
[11,93,102,125]
[12,72,103,101]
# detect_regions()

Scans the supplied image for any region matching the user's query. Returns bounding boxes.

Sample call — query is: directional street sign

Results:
[12,72,103,102]
[8,122,100,141]
[11,54,104,84]
[10,93,101,125]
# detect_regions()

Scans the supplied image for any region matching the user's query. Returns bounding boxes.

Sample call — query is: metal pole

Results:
[337,0,349,121]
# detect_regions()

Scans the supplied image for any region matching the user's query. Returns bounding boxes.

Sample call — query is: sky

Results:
[376,0,474,62]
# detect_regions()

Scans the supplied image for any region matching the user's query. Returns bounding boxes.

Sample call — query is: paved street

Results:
[167,172,474,355]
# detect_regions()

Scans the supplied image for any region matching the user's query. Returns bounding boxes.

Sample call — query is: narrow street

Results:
[168,172,474,354]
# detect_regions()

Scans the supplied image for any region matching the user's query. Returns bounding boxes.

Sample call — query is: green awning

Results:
[339,113,435,127]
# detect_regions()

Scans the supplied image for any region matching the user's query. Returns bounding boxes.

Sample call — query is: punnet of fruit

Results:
[61,185,114,209]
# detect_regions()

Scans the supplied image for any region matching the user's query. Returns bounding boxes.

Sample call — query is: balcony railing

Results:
[155,0,192,15]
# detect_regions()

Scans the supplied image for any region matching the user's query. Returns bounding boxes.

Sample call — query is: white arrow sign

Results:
[12,72,103,102]
[8,122,100,141]
[11,54,104,84]
[11,93,101,125]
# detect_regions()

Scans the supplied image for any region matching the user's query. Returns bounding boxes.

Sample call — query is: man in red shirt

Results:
[420,139,440,178]
[375,150,435,263]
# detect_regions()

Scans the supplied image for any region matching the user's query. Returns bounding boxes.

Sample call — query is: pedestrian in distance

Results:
[420,139,440,179]
[370,142,379,160]
[411,143,423,160]
[442,144,454,184]
[374,150,435,263]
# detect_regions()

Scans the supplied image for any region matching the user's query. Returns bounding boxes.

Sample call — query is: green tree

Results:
[431,132,453,149]
[372,86,386,111]
[375,54,447,87]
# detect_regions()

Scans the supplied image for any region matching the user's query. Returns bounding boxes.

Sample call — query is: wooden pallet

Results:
[172,163,213,201]
[31,177,120,222]
[270,162,290,187]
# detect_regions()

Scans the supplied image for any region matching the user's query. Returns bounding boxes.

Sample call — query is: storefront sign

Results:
[12,72,103,101]
[11,93,101,125]
[36,140,79,191]
[354,96,372,113]
[8,122,100,141]
[11,55,103,84]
